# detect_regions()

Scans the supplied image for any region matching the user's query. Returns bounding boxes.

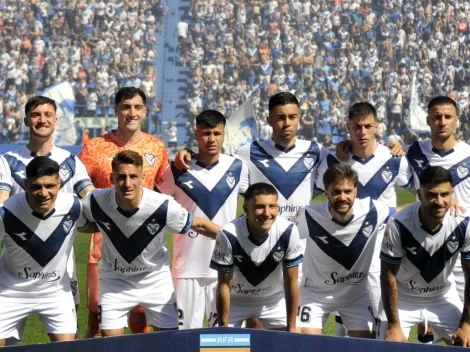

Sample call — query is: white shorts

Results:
[66,248,80,306]
[173,277,217,329]
[297,288,374,332]
[99,271,178,330]
[208,293,287,330]
[0,289,76,340]
[367,224,384,318]
[377,288,462,341]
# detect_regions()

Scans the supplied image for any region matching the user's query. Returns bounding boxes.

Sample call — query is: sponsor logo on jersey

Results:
[226,174,236,189]
[112,258,152,274]
[381,170,393,184]
[259,159,270,168]
[182,180,194,189]
[406,246,417,255]
[144,153,155,166]
[404,280,446,294]
[147,222,160,235]
[187,230,199,238]
[362,224,373,238]
[59,168,71,182]
[15,170,26,179]
[17,267,61,282]
[303,156,315,170]
[233,283,275,295]
[324,271,367,285]
[278,204,302,216]
[273,249,285,262]
[13,232,27,241]
[63,219,73,234]
[447,236,459,254]
[234,254,243,263]
[457,165,469,179]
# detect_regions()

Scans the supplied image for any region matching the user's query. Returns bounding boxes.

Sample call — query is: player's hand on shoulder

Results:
[451,323,470,347]
[387,142,406,157]
[174,149,192,170]
[384,324,407,342]
[335,140,352,161]
[450,197,466,216]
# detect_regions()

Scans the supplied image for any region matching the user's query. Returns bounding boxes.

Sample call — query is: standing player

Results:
[0,157,91,345]
[315,102,414,335]
[379,166,470,345]
[81,151,220,336]
[78,87,168,337]
[210,183,304,332]
[157,110,249,328]
[296,164,394,337]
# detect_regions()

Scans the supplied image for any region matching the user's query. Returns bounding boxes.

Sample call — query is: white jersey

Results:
[296,198,392,304]
[158,154,249,279]
[82,187,192,283]
[235,139,329,221]
[380,202,470,302]
[315,144,413,207]
[0,192,85,296]
[0,145,93,196]
[210,216,304,300]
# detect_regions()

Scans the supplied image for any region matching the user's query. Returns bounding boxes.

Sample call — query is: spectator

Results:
[165,121,178,152]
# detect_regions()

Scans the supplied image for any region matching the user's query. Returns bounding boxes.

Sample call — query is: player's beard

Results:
[331,199,353,216]
[425,204,448,220]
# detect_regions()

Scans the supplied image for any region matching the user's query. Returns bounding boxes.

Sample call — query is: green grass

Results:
[18,189,417,344]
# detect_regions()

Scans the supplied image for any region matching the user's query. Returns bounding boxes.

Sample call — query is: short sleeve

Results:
[165,197,192,234]
[81,192,95,223]
[294,207,309,240]
[380,218,406,264]
[72,156,94,195]
[459,219,470,261]
[156,164,177,196]
[0,209,5,244]
[373,200,396,226]
[233,144,250,164]
[76,200,88,228]
[209,230,234,272]
[238,160,249,194]
[314,154,338,195]
[395,157,414,190]
[283,224,305,267]
[0,155,12,193]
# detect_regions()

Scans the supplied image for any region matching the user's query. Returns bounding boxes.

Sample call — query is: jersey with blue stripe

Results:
[0,145,93,196]
[296,198,391,304]
[210,216,304,300]
[234,139,329,221]
[158,154,249,279]
[82,187,192,283]
[380,202,470,302]
[315,144,413,207]
[0,192,85,297]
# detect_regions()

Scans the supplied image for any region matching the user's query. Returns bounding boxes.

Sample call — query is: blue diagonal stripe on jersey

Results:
[4,154,27,190]
[305,200,378,270]
[90,195,168,264]
[170,159,242,220]
[222,224,293,287]
[58,155,76,189]
[0,197,81,267]
[249,141,320,199]
[396,218,469,283]
[407,142,431,180]
[447,156,470,188]
[356,157,401,200]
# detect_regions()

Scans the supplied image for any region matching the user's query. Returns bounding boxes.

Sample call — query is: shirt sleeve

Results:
[294,207,309,240]
[283,223,305,267]
[81,192,95,223]
[380,218,406,264]
[209,230,234,272]
[0,155,12,193]
[238,160,249,194]
[313,156,329,195]
[395,156,414,190]
[0,210,5,244]
[155,164,177,196]
[460,219,470,261]
[76,200,88,228]
[72,156,94,195]
[165,197,192,234]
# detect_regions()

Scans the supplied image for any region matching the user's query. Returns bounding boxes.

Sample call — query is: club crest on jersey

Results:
[362,224,373,238]
[63,219,74,234]
[457,165,469,179]
[226,173,235,189]
[273,249,285,262]
[381,170,393,184]
[447,236,460,254]
[147,222,160,236]
[144,153,155,166]
[59,168,71,182]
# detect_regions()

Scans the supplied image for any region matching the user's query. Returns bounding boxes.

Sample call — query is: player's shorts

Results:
[98,270,178,330]
[172,277,217,329]
[297,287,374,332]
[67,248,80,306]
[208,292,287,330]
[0,289,76,340]
[377,287,462,341]
[367,224,384,318]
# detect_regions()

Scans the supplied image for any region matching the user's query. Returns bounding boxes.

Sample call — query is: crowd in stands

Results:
[179,0,470,147]
[0,0,168,143]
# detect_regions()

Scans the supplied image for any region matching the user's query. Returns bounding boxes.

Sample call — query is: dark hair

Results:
[427,96,457,114]
[25,96,57,117]
[115,87,147,105]
[268,92,299,112]
[244,182,278,201]
[26,156,60,179]
[348,101,377,121]
[419,166,452,188]
[323,163,358,190]
[196,110,226,127]
[111,150,143,172]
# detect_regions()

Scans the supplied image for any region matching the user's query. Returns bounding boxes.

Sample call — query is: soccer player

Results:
[78,87,168,337]
[210,183,304,332]
[157,110,249,329]
[0,96,94,318]
[296,164,394,337]
[81,151,219,336]
[379,166,470,346]
[314,102,413,335]
[0,157,91,346]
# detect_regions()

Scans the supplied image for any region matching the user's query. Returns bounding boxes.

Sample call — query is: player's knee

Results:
[245,317,263,329]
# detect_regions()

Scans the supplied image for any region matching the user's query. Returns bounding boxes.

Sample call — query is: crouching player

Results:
[295,164,394,337]
[81,151,219,335]
[379,166,470,345]
[209,183,304,332]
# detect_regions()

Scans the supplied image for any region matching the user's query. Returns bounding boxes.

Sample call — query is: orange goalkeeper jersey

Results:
[78,131,168,263]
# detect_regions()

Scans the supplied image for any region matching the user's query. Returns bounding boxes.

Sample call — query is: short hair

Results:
[244,182,278,201]
[111,150,143,172]
[26,156,60,179]
[25,96,57,117]
[196,110,226,127]
[348,101,377,121]
[115,87,147,106]
[268,92,299,112]
[427,96,457,114]
[418,166,452,189]
[323,163,358,190]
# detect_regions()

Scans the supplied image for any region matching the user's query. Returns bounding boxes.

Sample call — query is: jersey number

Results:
[297,306,311,323]
[208,312,218,327]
